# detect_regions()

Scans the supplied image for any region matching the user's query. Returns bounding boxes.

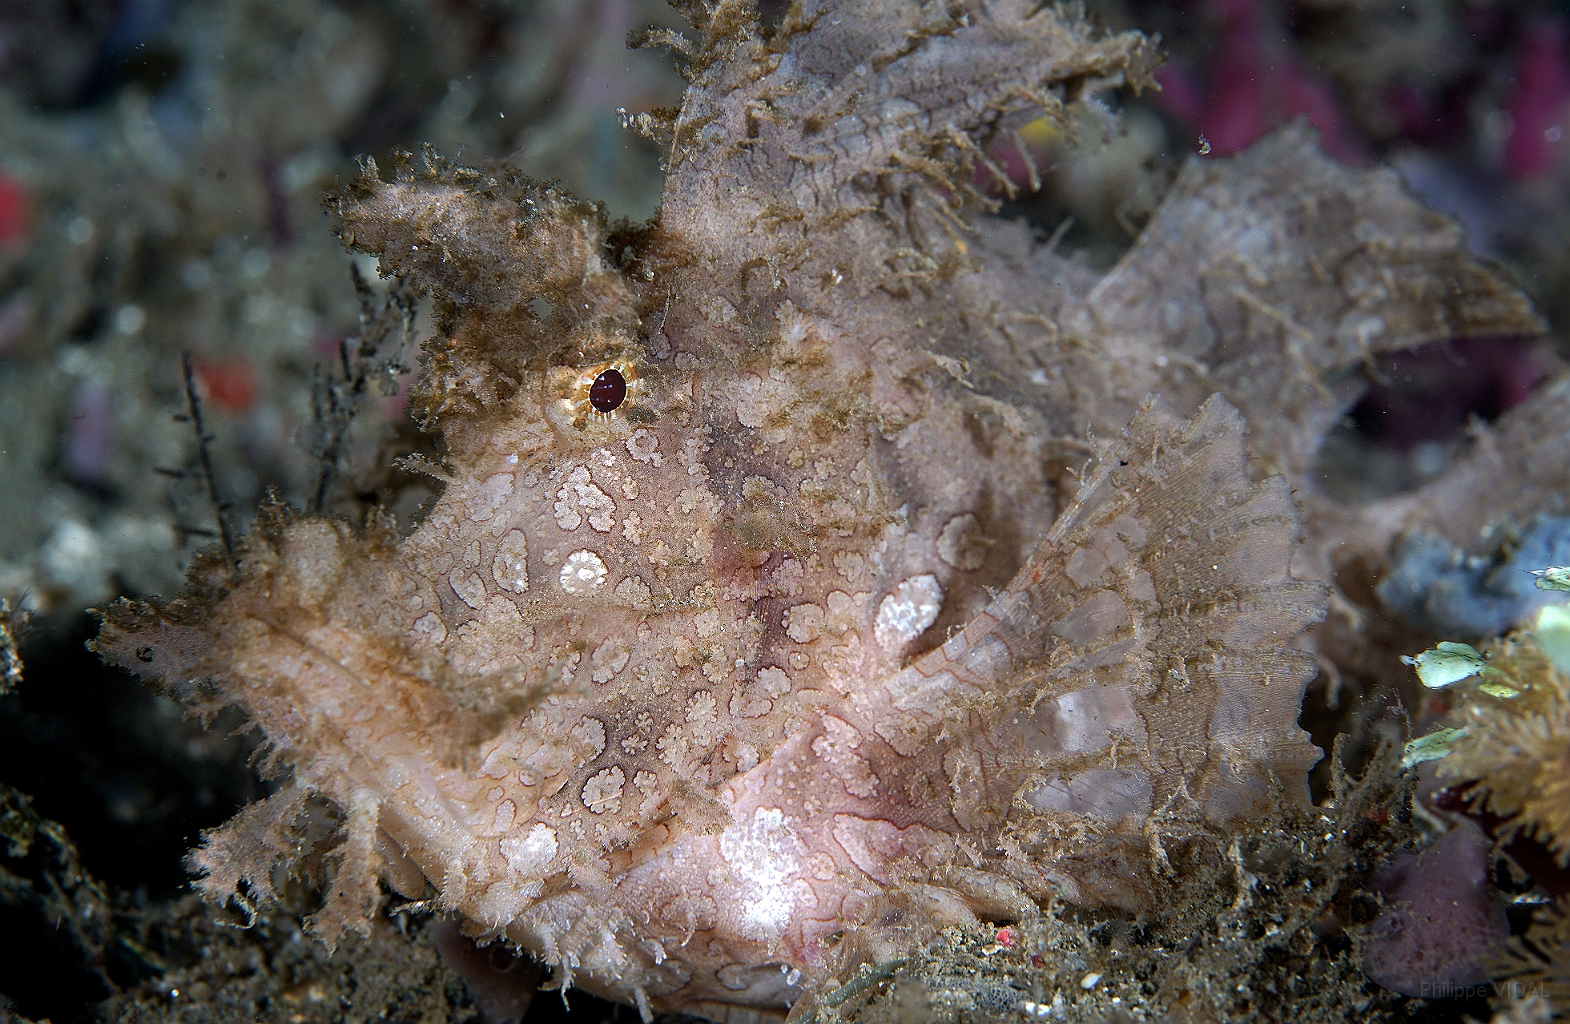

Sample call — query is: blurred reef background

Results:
[5,0,1570,1021]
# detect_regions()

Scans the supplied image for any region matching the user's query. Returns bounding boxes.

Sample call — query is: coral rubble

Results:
[0,780,481,1024]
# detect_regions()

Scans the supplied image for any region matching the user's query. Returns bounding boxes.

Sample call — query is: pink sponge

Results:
[1362,820,1509,999]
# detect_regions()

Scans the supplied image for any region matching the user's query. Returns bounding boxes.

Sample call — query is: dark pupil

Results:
[589,368,627,413]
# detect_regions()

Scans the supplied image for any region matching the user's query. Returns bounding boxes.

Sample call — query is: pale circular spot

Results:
[560,549,608,594]
[114,304,146,335]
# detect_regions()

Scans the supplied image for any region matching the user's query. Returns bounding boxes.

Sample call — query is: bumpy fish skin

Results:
[94,2,1543,1020]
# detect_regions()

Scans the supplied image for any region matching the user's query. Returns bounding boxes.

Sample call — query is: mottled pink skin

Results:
[1362,821,1509,999]
[1155,0,1362,165]
[1504,20,1570,182]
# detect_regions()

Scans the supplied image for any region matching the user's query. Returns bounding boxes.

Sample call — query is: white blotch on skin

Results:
[492,529,529,593]
[555,465,616,533]
[874,574,945,651]
[411,611,447,646]
[734,373,790,428]
[554,480,584,531]
[626,428,662,466]
[622,511,644,545]
[784,603,825,643]
[569,717,608,762]
[561,550,608,594]
[757,666,791,698]
[718,807,811,941]
[590,640,631,683]
[451,571,487,609]
[465,472,514,522]
[501,823,558,877]
[937,513,991,571]
[582,766,626,814]
[633,770,661,814]
[615,574,653,608]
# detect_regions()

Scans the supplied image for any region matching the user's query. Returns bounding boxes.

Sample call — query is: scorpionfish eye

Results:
[589,367,628,413]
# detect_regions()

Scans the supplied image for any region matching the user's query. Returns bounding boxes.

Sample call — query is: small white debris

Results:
[873,574,944,651]
[1401,641,1486,688]
[1533,565,1570,593]
[560,550,607,595]
[1401,727,1468,770]
[1079,972,1102,990]
[1020,991,1068,1018]
[114,304,146,335]
[66,216,94,245]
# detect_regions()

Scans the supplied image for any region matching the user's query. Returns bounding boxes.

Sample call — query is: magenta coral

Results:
[1505,19,1570,182]
[1155,0,1362,164]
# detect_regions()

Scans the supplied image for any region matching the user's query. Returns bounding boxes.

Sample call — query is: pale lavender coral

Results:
[1378,514,1570,638]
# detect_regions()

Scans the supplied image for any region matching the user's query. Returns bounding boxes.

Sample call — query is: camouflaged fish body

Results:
[95,2,1543,1019]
